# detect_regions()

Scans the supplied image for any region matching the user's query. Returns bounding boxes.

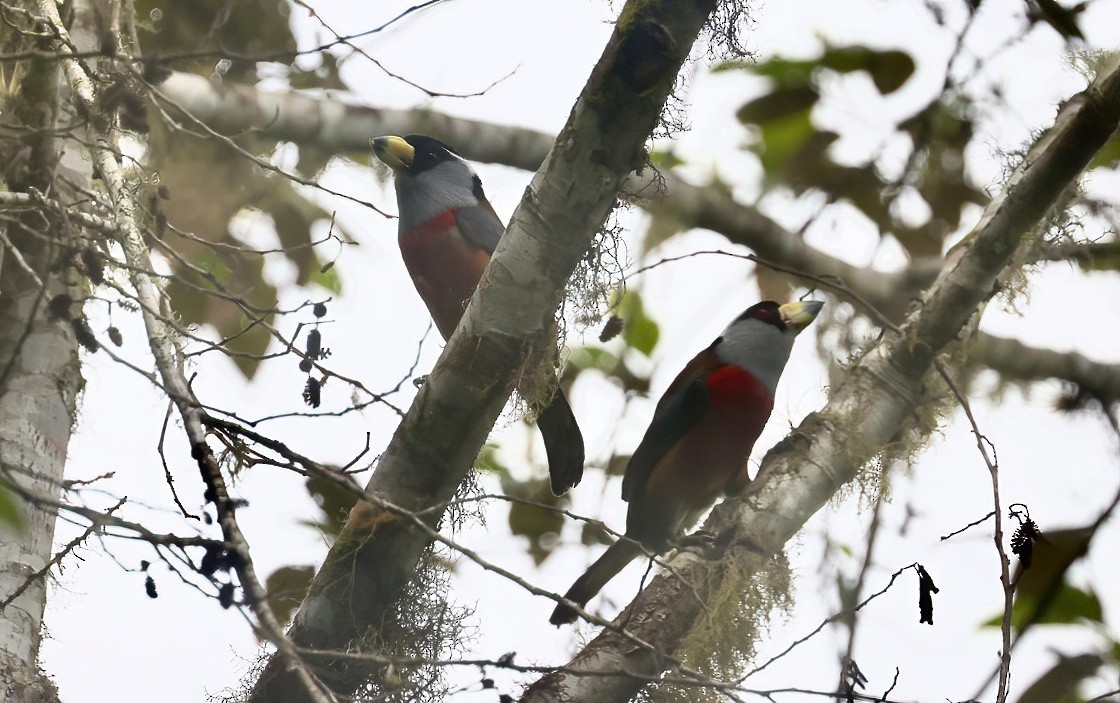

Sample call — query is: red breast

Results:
[705,363,773,414]
[635,362,773,535]
[398,210,491,340]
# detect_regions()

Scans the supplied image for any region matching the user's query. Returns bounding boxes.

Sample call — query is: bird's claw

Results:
[412,374,429,389]
[671,530,717,555]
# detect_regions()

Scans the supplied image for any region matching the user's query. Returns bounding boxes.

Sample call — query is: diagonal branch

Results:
[522,57,1120,703]
[248,2,722,701]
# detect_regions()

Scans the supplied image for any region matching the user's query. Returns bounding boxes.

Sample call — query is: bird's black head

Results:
[734,300,787,332]
[402,134,462,176]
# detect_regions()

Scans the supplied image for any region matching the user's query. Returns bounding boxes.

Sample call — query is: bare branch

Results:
[150,69,941,321]
[152,70,552,170]
[937,361,1013,702]
[972,331,1120,404]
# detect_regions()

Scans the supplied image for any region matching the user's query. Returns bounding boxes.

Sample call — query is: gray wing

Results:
[454,202,505,255]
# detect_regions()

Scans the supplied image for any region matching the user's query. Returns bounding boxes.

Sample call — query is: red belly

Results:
[398,211,491,340]
[638,369,773,538]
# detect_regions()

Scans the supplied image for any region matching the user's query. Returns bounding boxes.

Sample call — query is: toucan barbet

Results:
[372,134,585,495]
[549,300,823,625]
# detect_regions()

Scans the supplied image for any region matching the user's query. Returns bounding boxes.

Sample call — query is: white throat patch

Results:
[715,317,799,396]
[396,158,479,230]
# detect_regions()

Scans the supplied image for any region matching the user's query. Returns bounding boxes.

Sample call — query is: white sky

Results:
[39,0,1120,701]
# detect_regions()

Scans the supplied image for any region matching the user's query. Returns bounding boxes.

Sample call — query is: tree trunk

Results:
[0,1,91,699]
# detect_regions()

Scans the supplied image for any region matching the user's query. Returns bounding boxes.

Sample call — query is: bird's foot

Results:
[671,530,717,555]
[412,374,429,389]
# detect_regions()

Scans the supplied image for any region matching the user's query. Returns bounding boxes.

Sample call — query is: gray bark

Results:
[0,2,90,700]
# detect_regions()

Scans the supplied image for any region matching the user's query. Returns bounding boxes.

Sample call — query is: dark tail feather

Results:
[549,540,642,626]
[537,389,584,495]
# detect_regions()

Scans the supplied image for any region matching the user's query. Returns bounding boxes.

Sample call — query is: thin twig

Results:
[0,498,124,610]
[940,511,996,541]
[936,360,1013,703]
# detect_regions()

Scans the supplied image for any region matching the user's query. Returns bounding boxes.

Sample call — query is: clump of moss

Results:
[640,550,793,703]
[349,544,471,703]
[514,204,627,421]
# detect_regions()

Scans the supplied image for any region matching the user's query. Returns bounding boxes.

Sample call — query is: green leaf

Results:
[0,484,26,532]
[1029,583,1102,626]
[308,260,342,294]
[736,85,819,124]
[1040,584,1103,625]
[895,97,985,255]
[810,163,889,226]
[1089,133,1120,170]
[749,57,817,87]
[821,46,916,94]
[474,444,509,477]
[616,292,660,357]
[750,110,817,178]
[296,145,337,183]
[264,565,315,626]
[581,521,613,546]
[562,346,612,389]
[649,149,685,170]
[1014,653,1102,703]
[624,316,659,358]
[982,584,1102,629]
[302,475,360,540]
[503,478,567,565]
[563,345,651,394]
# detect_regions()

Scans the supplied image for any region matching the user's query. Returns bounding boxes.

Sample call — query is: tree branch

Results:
[972,332,1120,404]
[152,70,551,171]
[522,57,1120,703]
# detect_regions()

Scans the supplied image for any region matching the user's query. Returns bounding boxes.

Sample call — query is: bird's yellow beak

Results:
[778,300,824,330]
[371,135,414,170]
